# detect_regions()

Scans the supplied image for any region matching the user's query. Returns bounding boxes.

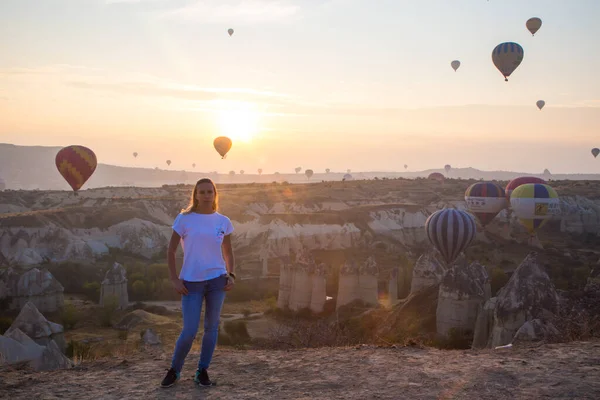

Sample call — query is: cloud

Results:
[158,0,300,24]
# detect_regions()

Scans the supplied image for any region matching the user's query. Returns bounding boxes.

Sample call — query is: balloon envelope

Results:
[444,164,451,173]
[465,182,507,226]
[536,100,545,110]
[492,42,524,81]
[592,148,599,158]
[213,136,233,158]
[228,28,234,36]
[526,17,542,36]
[133,152,138,158]
[305,169,314,179]
[425,208,476,265]
[55,145,97,192]
[166,160,171,166]
[428,172,445,182]
[510,183,560,234]
[451,60,461,71]
[343,173,353,181]
[505,176,546,200]
[258,168,263,174]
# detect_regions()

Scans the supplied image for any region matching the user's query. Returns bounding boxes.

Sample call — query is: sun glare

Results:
[216,102,260,143]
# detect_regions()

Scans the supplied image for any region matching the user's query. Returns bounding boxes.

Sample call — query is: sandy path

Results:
[1,340,599,399]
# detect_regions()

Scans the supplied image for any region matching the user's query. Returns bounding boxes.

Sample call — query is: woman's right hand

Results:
[171,278,188,295]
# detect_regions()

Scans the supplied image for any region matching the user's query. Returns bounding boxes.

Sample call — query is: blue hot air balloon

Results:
[492,42,524,81]
[425,208,477,265]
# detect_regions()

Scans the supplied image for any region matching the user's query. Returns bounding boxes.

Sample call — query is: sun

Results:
[216,102,260,143]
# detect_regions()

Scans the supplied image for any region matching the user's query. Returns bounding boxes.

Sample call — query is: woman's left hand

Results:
[224,274,235,291]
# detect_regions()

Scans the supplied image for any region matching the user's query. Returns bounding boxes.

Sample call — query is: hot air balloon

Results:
[214,136,233,159]
[510,183,559,235]
[492,42,524,81]
[295,167,301,174]
[166,160,171,166]
[133,152,138,158]
[404,164,408,170]
[325,168,330,174]
[258,168,263,175]
[347,169,351,174]
[192,163,196,168]
[55,145,97,193]
[228,28,234,37]
[305,169,314,179]
[526,17,542,36]
[428,172,445,182]
[425,208,476,265]
[240,170,245,175]
[229,170,235,176]
[451,60,461,72]
[465,182,508,226]
[536,100,545,110]
[505,176,546,200]
[343,173,353,181]
[444,164,452,173]
[592,148,599,158]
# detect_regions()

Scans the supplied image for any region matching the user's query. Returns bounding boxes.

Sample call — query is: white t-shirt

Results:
[172,212,234,282]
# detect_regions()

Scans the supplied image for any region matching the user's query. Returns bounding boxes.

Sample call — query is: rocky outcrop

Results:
[5,301,66,353]
[141,328,161,346]
[388,268,398,303]
[278,249,328,313]
[100,262,129,309]
[310,263,327,313]
[337,260,359,309]
[0,267,64,313]
[490,252,560,348]
[436,262,489,337]
[277,256,293,309]
[472,297,498,349]
[512,319,559,343]
[288,249,314,311]
[358,257,379,306]
[410,251,446,294]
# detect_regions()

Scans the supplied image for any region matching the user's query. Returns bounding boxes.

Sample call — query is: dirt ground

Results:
[1,340,599,400]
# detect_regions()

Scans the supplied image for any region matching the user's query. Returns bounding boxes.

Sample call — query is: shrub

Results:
[61,302,79,330]
[223,320,251,345]
[82,281,101,302]
[100,296,119,327]
[66,340,92,361]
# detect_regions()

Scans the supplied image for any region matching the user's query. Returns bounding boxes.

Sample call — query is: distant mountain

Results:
[1,143,599,190]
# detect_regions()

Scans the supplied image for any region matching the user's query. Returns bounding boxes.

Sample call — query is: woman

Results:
[160,178,236,388]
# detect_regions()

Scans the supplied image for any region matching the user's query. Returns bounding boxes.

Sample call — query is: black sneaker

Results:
[160,368,180,388]
[194,368,213,386]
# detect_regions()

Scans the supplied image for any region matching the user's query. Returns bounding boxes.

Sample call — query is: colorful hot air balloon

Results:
[295,167,301,174]
[228,28,234,37]
[510,183,559,234]
[492,42,524,81]
[258,168,263,175]
[505,176,546,200]
[526,17,542,36]
[428,172,445,182]
[451,60,461,72]
[444,164,452,173]
[325,168,330,174]
[166,160,171,166]
[536,100,545,110]
[465,182,507,226]
[133,152,138,158]
[213,136,233,159]
[305,169,314,179]
[425,208,476,265]
[592,148,599,158]
[55,145,97,192]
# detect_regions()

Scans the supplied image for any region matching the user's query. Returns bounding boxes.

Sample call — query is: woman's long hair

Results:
[181,178,219,214]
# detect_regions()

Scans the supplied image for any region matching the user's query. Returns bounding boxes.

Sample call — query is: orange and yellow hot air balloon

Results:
[213,136,233,159]
[55,145,97,192]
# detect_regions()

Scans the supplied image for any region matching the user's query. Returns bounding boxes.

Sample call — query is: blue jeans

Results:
[170,274,227,373]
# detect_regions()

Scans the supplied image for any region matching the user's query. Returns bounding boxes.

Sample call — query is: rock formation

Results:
[472,297,498,349]
[0,267,64,313]
[276,256,293,309]
[100,262,129,309]
[410,250,446,294]
[5,301,67,353]
[490,252,560,348]
[310,263,327,313]
[436,262,489,337]
[0,327,71,371]
[337,260,359,309]
[288,249,315,311]
[512,319,559,343]
[358,256,379,306]
[388,268,398,304]
[141,328,161,345]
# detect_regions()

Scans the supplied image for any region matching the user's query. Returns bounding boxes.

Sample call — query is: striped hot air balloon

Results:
[505,176,546,201]
[510,183,560,234]
[425,208,477,266]
[55,145,97,192]
[492,42,524,81]
[465,182,507,226]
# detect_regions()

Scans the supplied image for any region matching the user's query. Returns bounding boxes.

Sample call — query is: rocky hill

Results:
[1,340,599,399]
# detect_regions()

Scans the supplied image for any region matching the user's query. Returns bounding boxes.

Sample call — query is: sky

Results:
[0,0,599,174]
